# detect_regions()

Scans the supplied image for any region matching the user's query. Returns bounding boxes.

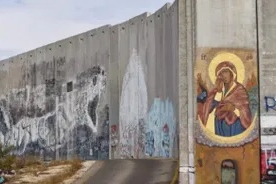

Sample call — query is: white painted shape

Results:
[75,70,106,133]
[119,48,148,158]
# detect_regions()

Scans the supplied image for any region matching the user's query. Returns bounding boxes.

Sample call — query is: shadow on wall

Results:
[0,57,109,160]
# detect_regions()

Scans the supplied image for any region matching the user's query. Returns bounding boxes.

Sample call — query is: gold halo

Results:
[208,52,245,84]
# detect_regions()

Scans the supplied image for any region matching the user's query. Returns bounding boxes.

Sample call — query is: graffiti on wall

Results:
[111,125,118,147]
[119,48,147,158]
[195,50,259,146]
[261,148,276,182]
[264,96,276,112]
[0,57,109,160]
[145,98,176,158]
[261,116,276,183]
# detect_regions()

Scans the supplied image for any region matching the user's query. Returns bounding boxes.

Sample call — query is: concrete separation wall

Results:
[0,26,110,161]
[111,2,179,159]
[258,0,276,182]
[0,1,179,161]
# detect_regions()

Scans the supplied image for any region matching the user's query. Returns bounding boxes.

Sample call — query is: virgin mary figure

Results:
[199,61,251,137]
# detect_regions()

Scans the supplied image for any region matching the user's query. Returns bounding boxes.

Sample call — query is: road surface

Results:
[76,159,178,184]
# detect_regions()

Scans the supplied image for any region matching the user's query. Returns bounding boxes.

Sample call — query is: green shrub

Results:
[0,143,15,170]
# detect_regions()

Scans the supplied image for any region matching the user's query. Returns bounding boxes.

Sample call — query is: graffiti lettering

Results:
[146,98,176,158]
[262,128,276,135]
[145,131,154,156]
[265,96,276,112]
[261,149,276,182]
[0,64,109,160]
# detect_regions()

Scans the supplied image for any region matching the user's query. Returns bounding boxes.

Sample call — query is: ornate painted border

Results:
[195,119,259,147]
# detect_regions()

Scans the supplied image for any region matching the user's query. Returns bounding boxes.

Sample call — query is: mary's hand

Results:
[215,77,223,92]
[220,103,235,112]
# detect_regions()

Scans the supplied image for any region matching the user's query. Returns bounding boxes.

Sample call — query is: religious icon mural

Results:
[195,49,259,146]
[194,49,260,183]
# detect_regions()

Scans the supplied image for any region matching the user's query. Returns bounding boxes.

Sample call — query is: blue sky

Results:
[0,0,174,60]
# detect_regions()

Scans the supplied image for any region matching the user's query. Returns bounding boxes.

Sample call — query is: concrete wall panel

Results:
[194,0,259,183]
[0,58,9,95]
[109,25,120,158]
[113,3,179,159]
[1,0,273,182]
[0,1,179,163]
[197,0,256,48]
[0,29,110,161]
[258,0,276,182]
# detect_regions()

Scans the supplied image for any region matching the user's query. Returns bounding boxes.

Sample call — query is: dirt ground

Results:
[6,161,95,184]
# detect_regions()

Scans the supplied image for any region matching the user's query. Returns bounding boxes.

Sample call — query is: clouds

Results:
[0,0,173,60]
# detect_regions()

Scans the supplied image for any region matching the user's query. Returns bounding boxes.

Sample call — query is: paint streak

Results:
[111,125,118,147]
[145,98,176,158]
[119,49,148,158]
[88,95,99,126]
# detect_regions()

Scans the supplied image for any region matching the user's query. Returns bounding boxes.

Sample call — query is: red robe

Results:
[201,83,251,129]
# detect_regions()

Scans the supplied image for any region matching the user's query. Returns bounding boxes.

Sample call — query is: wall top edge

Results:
[0,1,176,62]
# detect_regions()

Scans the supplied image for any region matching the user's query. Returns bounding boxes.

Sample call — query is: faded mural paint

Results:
[119,49,147,158]
[221,160,237,184]
[195,48,260,183]
[0,57,109,160]
[145,98,176,158]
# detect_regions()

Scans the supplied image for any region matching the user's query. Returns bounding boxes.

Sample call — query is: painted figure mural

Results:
[195,49,260,183]
[197,61,251,137]
[195,51,258,144]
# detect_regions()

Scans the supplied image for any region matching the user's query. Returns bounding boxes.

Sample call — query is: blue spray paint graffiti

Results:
[265,96,276,112]
[145,131,155,156]
[145,98,176,158]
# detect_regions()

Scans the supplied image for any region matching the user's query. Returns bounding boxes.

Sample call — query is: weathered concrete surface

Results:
[258,0,276,182]
[77,159,178,184]
[194,0,259,184]
[178,0,196,183]
[3,0,275,183]
[0,28,111,161]
[111,1,179,159]
[0,1,179,162]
